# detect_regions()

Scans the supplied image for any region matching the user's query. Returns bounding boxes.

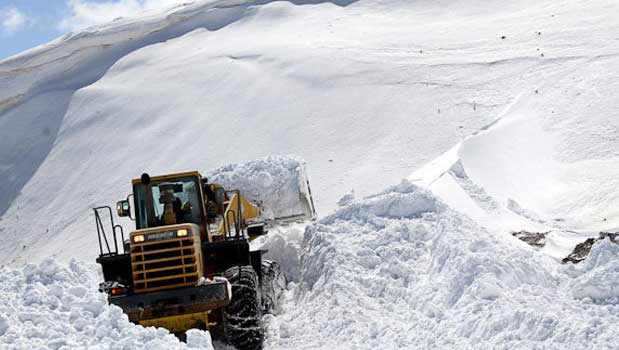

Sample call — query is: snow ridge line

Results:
[0,0,356,220]
[408,93,524,188]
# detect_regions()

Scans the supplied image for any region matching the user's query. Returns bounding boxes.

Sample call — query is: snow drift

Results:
[5,184,619,349]
[2,0,619,349]
[269,182,619,349]
[410,86,619,258]
[0,259,213,350]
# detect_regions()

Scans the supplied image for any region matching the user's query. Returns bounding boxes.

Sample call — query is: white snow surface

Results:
[409,87,619,258]
[3,0,618,264]
[208,156,313,220]
[270,183,619,349]
[4,185,619,349]
[2,0,619,349]
[0,259,214,350]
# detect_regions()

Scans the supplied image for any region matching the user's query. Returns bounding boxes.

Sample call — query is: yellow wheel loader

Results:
[94,170,315,349]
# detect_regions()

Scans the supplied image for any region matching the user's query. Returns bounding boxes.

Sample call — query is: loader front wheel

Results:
[224,265,264,350]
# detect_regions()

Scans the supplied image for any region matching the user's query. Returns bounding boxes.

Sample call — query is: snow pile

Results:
[569,239,619,305]
[209,156,314,220]
[263,223,308,283]
[269,182,619,349]
[0,259,213,350]
[337,190,355,207]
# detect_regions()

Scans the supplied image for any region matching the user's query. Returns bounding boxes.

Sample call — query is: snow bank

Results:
[0,259,213,350]
[569,239,619,305]
[209,156,314,220]
[269,182,619,349]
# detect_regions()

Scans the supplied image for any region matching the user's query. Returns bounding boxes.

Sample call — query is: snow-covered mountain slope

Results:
[2,0,619,348]
[409,59,619,258]
[3,0,618,265]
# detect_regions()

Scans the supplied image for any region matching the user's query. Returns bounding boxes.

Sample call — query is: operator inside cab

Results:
[159,182,192,225]
[134,174,203,230]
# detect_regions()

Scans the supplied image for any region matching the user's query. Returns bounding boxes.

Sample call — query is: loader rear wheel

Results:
[224,266,264,350]
[261,260,286,315]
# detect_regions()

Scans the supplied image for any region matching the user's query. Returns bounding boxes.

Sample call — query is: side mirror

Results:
[116,200,130,217]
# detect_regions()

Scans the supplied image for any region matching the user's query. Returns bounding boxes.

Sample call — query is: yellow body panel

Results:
[139,311,209,333]
[130,224,203,293]
[216,192,261,236]
[131,171,202,185]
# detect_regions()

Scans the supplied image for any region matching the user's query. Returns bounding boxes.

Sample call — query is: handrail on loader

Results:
[94,206,125,256]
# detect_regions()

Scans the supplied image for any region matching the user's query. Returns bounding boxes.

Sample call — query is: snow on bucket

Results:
[208,156,317,222]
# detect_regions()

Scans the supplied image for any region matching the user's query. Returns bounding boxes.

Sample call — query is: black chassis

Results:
[110,282,229,322]
[97,238,265,297]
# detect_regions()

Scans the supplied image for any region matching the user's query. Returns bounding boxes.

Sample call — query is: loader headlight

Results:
[177,229,188,237]
[133,234,145,243]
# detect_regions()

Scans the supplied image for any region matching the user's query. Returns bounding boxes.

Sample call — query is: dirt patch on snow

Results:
[512,230,548,248]
[563,232,619,264]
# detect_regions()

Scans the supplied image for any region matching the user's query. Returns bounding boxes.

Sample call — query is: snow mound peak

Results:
[322,180,445,223]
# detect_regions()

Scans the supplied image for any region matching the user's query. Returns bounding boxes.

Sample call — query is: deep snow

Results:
[410,86,619,258]
[4,184,619,349]
[2,0,619,349]
[271,183,619,350]
[0,259,214,350]
[3,0,618,265]
[208,156,315,220]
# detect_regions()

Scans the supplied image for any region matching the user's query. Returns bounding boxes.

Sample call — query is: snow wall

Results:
[2,181,619,349]
[269,182,619,350]
[0,259,213,350]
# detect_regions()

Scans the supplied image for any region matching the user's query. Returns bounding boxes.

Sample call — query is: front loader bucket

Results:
[209,156,317,222]
[293,165,317,221]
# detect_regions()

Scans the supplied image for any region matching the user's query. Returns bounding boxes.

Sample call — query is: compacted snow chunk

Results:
[0,259,213,350]
[269,181,619,350]
[209,156,315,220]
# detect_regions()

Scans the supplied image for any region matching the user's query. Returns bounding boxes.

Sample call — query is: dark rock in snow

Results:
[512,230,548,247]
[562,232,619,264]
[563,238,597,264]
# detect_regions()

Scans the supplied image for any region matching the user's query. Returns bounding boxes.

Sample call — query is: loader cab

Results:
[131,172,206,230]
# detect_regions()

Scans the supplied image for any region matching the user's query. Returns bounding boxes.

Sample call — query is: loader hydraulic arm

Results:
[216,191,260,237]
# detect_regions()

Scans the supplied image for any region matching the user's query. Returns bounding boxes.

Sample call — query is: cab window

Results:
[134,176,203,229]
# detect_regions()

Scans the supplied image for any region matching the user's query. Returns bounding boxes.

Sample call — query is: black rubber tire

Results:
[261,260,286,315]
[224,266,264,350]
